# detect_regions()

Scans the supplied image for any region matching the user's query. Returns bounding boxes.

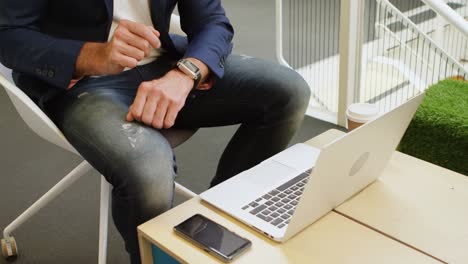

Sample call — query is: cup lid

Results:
[346,103,379,123]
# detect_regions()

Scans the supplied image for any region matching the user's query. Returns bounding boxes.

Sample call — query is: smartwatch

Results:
[177,59,202,90]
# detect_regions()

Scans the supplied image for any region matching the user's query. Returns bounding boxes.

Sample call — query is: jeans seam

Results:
[66,126,116,181]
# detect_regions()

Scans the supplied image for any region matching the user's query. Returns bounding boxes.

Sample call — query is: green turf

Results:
[399,79,468,176]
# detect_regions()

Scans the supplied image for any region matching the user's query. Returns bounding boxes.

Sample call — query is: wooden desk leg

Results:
[138,232,154,264]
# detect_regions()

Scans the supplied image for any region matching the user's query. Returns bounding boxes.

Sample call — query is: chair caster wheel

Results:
[1,237,18,259]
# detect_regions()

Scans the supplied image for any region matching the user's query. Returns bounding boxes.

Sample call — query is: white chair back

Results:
[0,63,78,154]
[0,64,13,83]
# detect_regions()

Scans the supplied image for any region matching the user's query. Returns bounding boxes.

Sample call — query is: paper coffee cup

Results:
[346,103,379,131]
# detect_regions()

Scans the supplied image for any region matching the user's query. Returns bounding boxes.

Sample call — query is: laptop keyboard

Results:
[241,168,312,229]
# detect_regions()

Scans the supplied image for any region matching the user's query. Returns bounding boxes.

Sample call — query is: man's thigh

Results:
[174,54,309,128]
[49,87,175,190]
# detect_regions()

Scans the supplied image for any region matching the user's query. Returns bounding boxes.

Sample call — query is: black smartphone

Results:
[174,214,252,262]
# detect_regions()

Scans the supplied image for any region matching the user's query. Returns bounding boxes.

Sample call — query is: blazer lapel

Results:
[104,0,113,18]
[149,0,178,55]
[149,0,166,31]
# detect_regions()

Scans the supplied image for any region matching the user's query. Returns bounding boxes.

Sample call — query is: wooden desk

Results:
[138,197,439,264]
[335,152,468,264]
[138,129,441,264]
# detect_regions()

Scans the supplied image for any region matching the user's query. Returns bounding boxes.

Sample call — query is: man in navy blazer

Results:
[0,0,233,106]
[0,0,310,263]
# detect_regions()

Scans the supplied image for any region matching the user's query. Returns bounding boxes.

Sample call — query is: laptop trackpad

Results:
[244,160,297,187]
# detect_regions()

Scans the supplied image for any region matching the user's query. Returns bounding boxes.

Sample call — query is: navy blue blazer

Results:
[0,0,234,105]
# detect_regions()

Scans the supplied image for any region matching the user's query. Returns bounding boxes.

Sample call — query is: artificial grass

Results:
[399,79,468,176]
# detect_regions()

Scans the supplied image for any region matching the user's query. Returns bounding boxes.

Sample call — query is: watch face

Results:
[184,60,199,72]
[178,60,200,80]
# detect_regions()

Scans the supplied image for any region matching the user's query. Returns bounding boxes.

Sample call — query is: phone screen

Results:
[174,214,251,259]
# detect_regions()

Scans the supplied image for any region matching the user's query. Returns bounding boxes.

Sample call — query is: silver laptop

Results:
[200,94,424,242]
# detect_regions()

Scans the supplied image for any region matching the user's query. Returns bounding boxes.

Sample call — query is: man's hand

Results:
[126,69,194,129]
[74,20,161,77]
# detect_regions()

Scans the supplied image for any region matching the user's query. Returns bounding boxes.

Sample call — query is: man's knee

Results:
[112,135,176,210]
[264,66,311,115]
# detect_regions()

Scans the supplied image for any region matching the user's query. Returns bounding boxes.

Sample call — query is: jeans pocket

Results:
[184,88,209,108]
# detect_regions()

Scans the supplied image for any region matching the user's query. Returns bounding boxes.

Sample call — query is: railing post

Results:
[432,0,447,50]
[338,0,366,127]
[276,0,292,68]
[422,0,468,36]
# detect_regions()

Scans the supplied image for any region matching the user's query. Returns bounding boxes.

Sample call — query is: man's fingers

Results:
[145,28,161,49]
[116,28,151,56]
[112,53,138,69]
[141,96,158,125]
[152,99,169,129]
[151,28,160,37]
[120,20,161,49]
[116,39,145,61]
[130,83,151,121]
[163,103,179,129]
[126,110,134,122]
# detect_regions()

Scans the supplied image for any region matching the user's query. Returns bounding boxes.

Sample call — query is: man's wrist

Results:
[177,57,214,90]
[168,68,195,90]
[74,42,107,77]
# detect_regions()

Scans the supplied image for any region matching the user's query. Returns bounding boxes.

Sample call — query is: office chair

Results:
[0,14,197,263]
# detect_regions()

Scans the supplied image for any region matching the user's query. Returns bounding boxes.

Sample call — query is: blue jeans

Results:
[44,54,310,263]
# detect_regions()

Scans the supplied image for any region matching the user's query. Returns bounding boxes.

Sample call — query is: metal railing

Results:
[276,0,341,123]
[359,0,468,112]
[422,0,468,35]
[276,0,467,125]
[378,0,467,69]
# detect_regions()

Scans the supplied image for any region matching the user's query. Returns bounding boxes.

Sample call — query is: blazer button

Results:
[48,70,55,78]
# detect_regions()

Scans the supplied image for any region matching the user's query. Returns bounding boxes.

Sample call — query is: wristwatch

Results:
[177,59,202,90]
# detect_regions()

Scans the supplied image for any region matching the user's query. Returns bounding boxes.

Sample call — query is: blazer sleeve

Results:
[177,0,234,79]
[0,0,85,89]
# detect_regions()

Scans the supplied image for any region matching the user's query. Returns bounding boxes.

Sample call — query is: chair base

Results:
[1,159,196,263]
[1,161,99,261]
[2,162,93,239]
[1,237,18,259]
[98,177,110,264]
